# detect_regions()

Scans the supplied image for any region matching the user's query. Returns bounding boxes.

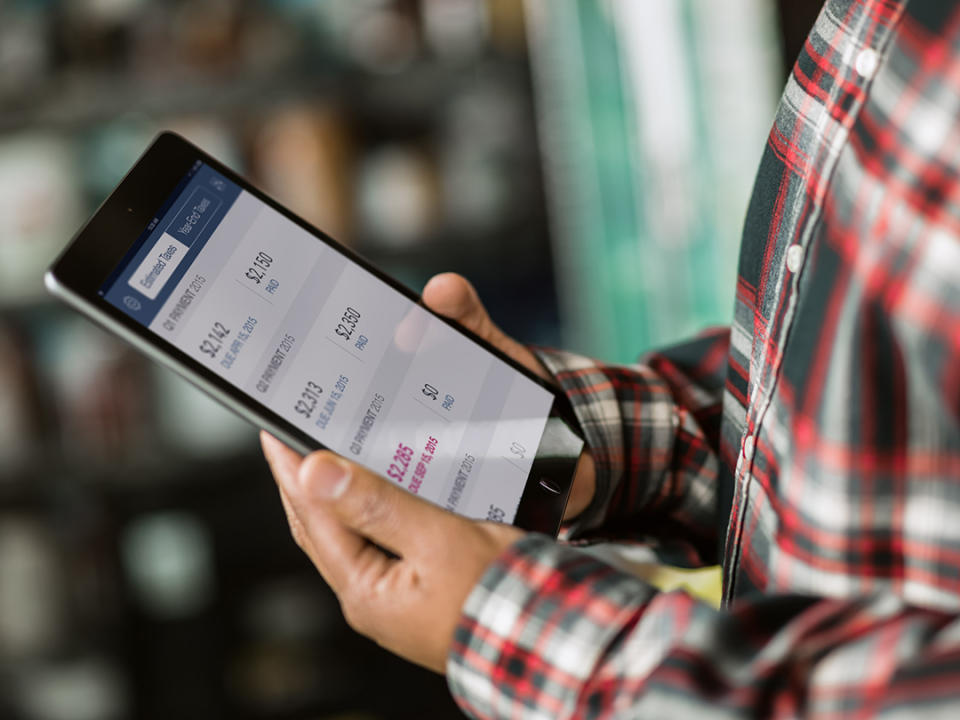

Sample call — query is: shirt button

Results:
[743,435,755,459]
[786,243,804,273]
[855,48,879,78]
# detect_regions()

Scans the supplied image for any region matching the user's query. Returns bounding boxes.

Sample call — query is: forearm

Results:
[448,535,960,720]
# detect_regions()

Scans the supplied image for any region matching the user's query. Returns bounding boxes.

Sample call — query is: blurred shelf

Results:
[0,4,544,718]
[357,223,547,266]
[350,55,530,130]
[0,445,268,508]
[0,67,339,134]
[0,54,527,135]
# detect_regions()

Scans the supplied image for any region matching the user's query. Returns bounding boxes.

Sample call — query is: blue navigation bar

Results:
[103,164,241,326]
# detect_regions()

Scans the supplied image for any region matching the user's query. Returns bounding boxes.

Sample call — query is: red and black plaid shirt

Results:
[447,1,960,717]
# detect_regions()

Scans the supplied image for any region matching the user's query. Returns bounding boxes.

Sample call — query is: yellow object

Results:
[582,545,723,608]
[638,564,723,608]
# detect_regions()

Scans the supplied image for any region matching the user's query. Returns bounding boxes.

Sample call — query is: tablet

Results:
[46,132,584,535]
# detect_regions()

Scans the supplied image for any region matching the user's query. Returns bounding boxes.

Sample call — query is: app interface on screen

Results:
[102,162,553,522]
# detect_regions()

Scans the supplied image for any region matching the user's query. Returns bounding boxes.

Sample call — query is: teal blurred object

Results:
[526,0,782,362]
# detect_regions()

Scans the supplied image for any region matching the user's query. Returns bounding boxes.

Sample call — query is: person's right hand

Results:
[421,273,596,521]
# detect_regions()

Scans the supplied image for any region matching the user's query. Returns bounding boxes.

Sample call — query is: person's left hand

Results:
[261,432,525,674]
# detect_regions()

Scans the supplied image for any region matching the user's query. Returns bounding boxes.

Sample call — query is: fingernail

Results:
[300,454,351,500]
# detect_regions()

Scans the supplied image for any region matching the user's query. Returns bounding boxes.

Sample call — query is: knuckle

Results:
[351,484,394,534]
[339,549,391,636]
[339,582,371,634]
[339,599,362,632]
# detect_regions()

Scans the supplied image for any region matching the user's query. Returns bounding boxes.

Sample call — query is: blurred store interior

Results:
[0,1,820,718]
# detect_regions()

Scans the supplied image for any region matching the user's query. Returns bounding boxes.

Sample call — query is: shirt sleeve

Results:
[535,328,729,563]
[447,534,960,720]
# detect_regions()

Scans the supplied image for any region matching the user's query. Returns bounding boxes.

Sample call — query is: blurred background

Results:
[0,0,820,718]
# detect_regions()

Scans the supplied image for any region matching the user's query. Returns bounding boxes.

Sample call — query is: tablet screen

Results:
[99,162,554,523]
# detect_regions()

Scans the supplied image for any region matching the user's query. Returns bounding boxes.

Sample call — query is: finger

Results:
[422,273,549,380]
[281,479,388,600]
[296,450,454,559]
[277,483,313,554]
[261,431,303,481]
[261,433,351,572]
[261,433,318,555]
[422,273,494,337]
[564,450,597,521]
[263,438,389,593]
[393,303,430,354]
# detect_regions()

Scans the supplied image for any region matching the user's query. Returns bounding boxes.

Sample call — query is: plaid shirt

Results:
[446,1,960,717]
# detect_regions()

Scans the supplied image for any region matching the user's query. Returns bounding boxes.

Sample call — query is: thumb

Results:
[422,273,549,381]
[422,273,495,339]
[295,450,453,558]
